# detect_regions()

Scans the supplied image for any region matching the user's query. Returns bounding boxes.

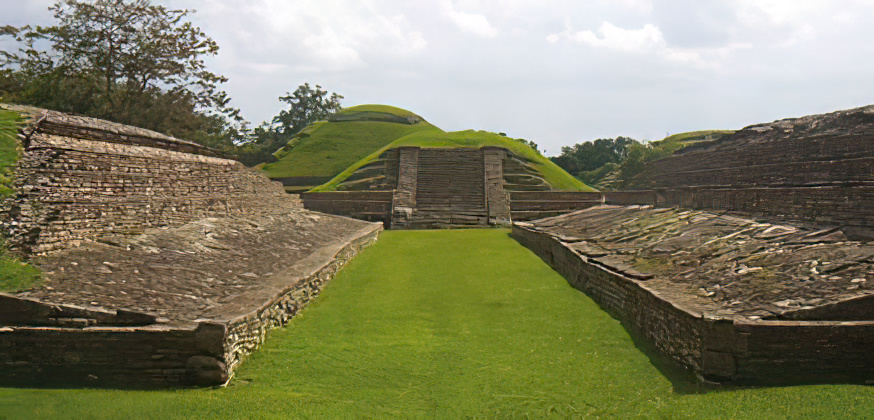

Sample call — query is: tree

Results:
[0,0,242,148]
[271,83,343,136]
[550,136,638,177]
[233,83,344,166]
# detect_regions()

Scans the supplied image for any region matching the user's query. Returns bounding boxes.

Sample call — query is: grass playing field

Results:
[1,230,871,418]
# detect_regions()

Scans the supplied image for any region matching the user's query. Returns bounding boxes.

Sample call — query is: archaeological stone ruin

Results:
[0,104,381,387]
[303,105,874,385]
[0,102,871,388]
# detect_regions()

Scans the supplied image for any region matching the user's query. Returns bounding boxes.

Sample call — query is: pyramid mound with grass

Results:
[262,105,440,193]
[263,104,590,193]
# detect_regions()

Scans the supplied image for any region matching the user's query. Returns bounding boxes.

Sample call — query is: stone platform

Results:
[0,210,381,388]
[514,205,873,385]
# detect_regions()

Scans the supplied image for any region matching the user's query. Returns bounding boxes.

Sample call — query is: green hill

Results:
[262,105,440,192]
[264,104,590,193]
[313,129,592,192]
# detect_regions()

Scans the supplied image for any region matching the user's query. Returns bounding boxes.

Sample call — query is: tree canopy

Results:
[0,0,242,151]
[236,83,344,166]
[550,137,637,177]
[272,83,343,136]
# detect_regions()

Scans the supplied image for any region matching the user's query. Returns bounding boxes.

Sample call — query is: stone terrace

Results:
[19,210,376,322]
[524,205,873,320]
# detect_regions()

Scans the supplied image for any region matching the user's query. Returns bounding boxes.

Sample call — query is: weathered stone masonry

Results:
[513,208,874,386]
[0,224,380,387]
[301,146,597,227]
[1,104,298,255]
[622,105,874,240]
[0,105,382,387]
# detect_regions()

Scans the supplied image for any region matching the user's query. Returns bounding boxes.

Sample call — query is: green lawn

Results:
[1,230,872,418]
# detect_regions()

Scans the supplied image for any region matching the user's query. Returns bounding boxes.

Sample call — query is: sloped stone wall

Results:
[0,105,299,255]
[630,106,874,189]
[620,106,873,238]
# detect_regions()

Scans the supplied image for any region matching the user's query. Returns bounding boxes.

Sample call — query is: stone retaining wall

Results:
[513,224,874,385]
[603,186,873,240]
[301,192,393,225]
[1,105,299,255]
[629,106,874,190]
[304,185,871,239]
[218,225,381,376]
[509,191,604,221]
[0,323,206,388]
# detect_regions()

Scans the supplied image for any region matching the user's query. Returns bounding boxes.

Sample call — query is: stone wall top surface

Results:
[0,103,221,157]
[522,205,873,320]
[18,210,378,322]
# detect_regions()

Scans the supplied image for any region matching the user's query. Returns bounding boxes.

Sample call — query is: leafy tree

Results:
[234,83,343,166]
[271,83,343,136]
[0,0,243,149]
[550,136,638,177]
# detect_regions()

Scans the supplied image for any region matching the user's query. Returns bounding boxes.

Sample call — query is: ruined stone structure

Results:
[1,102,871,389]
[622,106,874,240]
[514,207,873,385]
[303,146,603,227]
[0,105,381,387]
[0,104,300,255]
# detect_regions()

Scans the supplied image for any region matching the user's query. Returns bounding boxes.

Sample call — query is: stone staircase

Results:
[408,149,488,228]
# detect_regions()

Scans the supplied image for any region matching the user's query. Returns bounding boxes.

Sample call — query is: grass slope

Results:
[0,109,22,198]
[2,230,871,418]
[262,105,437,179]
[314,129,592,192]
[650,129,735,154]
[0,109,42,292]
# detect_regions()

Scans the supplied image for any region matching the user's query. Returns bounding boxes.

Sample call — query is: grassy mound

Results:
[1,230,870,418]
[262,105,438,181]
[263,103,590,192]
[314,129,592,192]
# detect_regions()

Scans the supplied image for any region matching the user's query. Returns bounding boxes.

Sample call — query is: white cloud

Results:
[440,0,499,38]
[215,0,427,72]
[8,0,874,154]
[565,21,665,52]
[548,21,713,66]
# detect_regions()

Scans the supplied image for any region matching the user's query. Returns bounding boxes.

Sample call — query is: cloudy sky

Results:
[4,1,874,155]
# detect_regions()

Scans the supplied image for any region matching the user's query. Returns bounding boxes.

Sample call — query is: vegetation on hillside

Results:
[551,130,734,190]
[0,0,248,152]
[0,109,41,292]
[0,109,21,198]
[262,105,438,180]
[236,83,344,166]
[1,230,871,417]
[0,1,345,166]
[313,128,592,192]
